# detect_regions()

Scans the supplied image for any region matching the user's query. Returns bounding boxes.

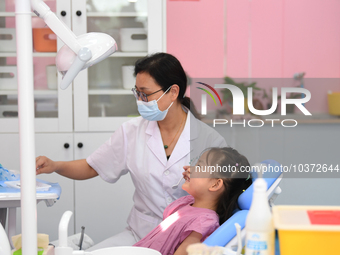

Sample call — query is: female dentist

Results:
[36,53,227,250]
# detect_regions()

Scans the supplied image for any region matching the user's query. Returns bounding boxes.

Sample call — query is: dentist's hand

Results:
[36,156,57,175]
[36,158,96,180]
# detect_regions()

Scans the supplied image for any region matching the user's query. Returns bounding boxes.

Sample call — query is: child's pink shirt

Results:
[133,195,220,255]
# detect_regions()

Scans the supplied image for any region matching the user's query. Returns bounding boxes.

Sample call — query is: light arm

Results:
[30,0,81,53]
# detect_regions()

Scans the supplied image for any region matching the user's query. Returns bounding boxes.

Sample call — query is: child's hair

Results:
[202,147,252,225]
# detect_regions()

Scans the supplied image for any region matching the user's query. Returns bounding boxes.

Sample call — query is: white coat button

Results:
[164,170,170,176]
[167,197,172,203]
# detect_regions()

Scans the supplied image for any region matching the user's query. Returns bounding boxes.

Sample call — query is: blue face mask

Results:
[137,86,174,121]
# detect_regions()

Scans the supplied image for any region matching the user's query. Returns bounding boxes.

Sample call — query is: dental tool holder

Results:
[56,211,93,255]
[55,211,73,255]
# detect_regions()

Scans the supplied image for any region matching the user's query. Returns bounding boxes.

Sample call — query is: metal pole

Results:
[15,0,37,254]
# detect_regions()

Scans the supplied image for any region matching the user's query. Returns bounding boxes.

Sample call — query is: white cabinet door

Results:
[73,0,165,132]
[34,133,75,241]
[0,134,20,169]
[73,132,135,244]
[0,133,75,241]
[0,0,73,133]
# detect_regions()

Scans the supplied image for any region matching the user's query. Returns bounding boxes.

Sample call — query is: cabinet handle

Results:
[60,11,66,17]
[77,142,83,148]
[76,10,82,16]
[64,143,70,149]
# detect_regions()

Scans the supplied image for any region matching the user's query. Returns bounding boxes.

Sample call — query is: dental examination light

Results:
[31,0,118,89]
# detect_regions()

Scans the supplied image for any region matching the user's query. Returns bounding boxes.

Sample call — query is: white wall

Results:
[213,123,340,206]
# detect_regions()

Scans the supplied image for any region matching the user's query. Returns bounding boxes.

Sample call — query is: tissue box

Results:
[0,28,16,52]
[33,28,57,52]
[120,28,147,52]
[0,66,17,90]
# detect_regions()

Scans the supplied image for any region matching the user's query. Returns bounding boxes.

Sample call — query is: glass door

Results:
[73,0,165,132]
[0,0,73,133]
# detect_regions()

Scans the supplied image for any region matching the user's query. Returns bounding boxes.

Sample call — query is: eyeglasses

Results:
[131,87,163,102]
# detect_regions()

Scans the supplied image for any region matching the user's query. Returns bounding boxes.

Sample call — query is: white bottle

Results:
[245,177,274,255]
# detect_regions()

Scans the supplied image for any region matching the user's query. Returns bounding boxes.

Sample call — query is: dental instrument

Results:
[172,177,183,189]
[234,223,242,255]
[78,226,85,250]
[223,223,242,255]
[55,211,73,255]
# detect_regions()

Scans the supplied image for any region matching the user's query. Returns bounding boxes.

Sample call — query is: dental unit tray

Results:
[4,180,51,191]
[0,179,61,204]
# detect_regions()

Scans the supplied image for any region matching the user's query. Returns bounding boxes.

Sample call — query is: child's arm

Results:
[173,231,202,255]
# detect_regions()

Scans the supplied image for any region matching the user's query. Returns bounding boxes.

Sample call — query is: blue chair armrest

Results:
[203,210,249,247]
[238,160,282,210]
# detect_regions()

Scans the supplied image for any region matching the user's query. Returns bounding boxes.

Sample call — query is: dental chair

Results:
[203,160,283,251]
[0,160,282,255]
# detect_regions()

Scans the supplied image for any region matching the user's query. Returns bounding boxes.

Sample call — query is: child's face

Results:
[181,151,219,198]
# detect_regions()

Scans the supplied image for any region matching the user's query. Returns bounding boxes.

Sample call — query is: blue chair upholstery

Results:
[203,160,282,247]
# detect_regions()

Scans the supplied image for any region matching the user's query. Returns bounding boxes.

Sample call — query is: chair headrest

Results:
[237,159,282,210]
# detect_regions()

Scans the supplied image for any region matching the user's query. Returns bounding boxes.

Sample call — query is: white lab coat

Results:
[86,110,227,241]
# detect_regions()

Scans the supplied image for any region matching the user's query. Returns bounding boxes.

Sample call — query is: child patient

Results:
[133,147,252,255]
